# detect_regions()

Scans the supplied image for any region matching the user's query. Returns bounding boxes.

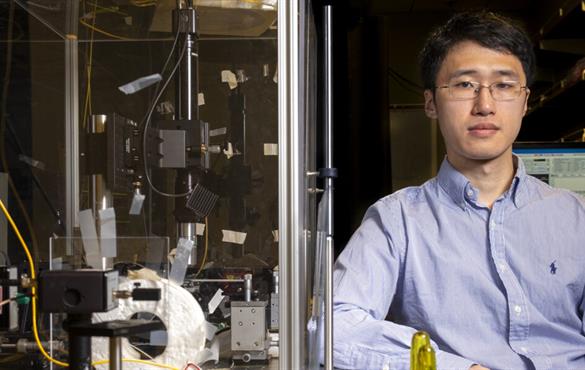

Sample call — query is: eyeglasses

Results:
[435,80,529,101]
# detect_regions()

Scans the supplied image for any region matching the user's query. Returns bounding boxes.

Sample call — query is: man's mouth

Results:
[468,123,499,137]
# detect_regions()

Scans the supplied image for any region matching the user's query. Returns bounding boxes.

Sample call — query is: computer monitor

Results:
[513,142,585,196]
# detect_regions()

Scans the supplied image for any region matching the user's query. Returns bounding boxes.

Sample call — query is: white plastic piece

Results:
[207,288,224,314]
[198,92,205,106]
[118,73,162,95]
[204,321,218,341]
[221,230,247,245]
[193,336,220,365]
[273,68,278,84]
[51,257,63,271]
[127,268,161,281]
[263,143,278,156]
[209,127,227,137]
[79,209,101,268]
[129,193,145,215]
[272,229,279,242]
[221,70,238,89]
[223,142,235,159]
[18,154,46,170]
[98,208,117,258]
[196,223,206,236]
[169,238,193,285]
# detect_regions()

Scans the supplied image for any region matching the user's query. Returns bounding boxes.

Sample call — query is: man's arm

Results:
[332,200,478,370]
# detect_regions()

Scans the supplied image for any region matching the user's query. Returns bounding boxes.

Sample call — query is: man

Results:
[333,11,585,370]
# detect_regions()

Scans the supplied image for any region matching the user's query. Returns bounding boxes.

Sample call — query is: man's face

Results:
[424,40,530,167]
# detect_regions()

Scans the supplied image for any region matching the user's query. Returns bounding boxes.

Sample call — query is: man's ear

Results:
[424,89,438,119]
[522,88,530,116]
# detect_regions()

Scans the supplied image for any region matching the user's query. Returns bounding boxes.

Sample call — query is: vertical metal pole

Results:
[323,5,334,370]
[109,337,122,370]
[278,0,302,368]
[65,1,80,241]
[173,7,198,263]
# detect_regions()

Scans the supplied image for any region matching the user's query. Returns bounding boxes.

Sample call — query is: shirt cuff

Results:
[436,350,477,370]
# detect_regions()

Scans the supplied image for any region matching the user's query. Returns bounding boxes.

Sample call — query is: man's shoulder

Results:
[374,178,436,210]
[524,174,585,208]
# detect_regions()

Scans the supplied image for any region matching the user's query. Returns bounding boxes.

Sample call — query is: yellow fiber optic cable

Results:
[0,199,181,370]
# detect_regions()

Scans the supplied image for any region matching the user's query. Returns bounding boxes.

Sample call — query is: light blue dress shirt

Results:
[333,157,585,370]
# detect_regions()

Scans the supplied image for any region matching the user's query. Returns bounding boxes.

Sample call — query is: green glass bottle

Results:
[410,331,431,370]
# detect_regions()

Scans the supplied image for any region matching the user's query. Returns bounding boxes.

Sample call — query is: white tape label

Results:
[221,230,247,245]
[263,143,278,156]
[208,288,224,314]
[209,127,227,137]
[221,70,238,89]
[196,223,206,236]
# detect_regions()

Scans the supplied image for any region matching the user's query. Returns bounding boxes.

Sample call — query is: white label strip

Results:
[18,154,46,170]
[129,193,145,215]
[118,73,162,95]
[222,230,247,245]
[79,209,101,268]
[169,238,193,285]
[272,229,279,243]
[208,288,224,314]
[98,208,117,258]
[198,92,205,106]
[196,223,206,236]
[220,70,238,90]
[209,127,227,137]
[264,143,278,156]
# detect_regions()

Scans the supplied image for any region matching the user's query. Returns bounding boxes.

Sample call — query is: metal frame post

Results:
[323,5,335,370]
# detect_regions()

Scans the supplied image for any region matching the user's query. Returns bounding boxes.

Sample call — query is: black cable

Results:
[388,67,424,90]
[4,117,65,233]
[141,29,191,198]
[388,72,424,97]
[0,250,10,265]
[0,0,40,261]
[19,300,29,335]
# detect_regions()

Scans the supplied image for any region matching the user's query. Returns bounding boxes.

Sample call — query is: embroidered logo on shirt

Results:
[549,260,557,275]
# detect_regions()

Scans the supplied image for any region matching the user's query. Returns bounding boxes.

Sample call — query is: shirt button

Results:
[520,346,528,353]
[466,189,473,197]
[490,220,496,227]
[514,305,522,314]
[499,263,506,272]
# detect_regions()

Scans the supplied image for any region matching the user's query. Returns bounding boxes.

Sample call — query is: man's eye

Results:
[453,81,475,89]
[493,82,515,90]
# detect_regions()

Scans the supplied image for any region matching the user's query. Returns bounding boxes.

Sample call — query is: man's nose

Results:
[472,85,496,116]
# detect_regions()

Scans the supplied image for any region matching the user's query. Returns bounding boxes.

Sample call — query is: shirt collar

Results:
[437,155,528,210]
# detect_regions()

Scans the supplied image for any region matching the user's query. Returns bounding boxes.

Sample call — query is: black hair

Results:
[419,11,536,89]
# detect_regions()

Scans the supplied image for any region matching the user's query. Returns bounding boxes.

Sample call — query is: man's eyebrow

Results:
[493,69,520,79]
[450,69,477,78]
[449,69,520,79]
